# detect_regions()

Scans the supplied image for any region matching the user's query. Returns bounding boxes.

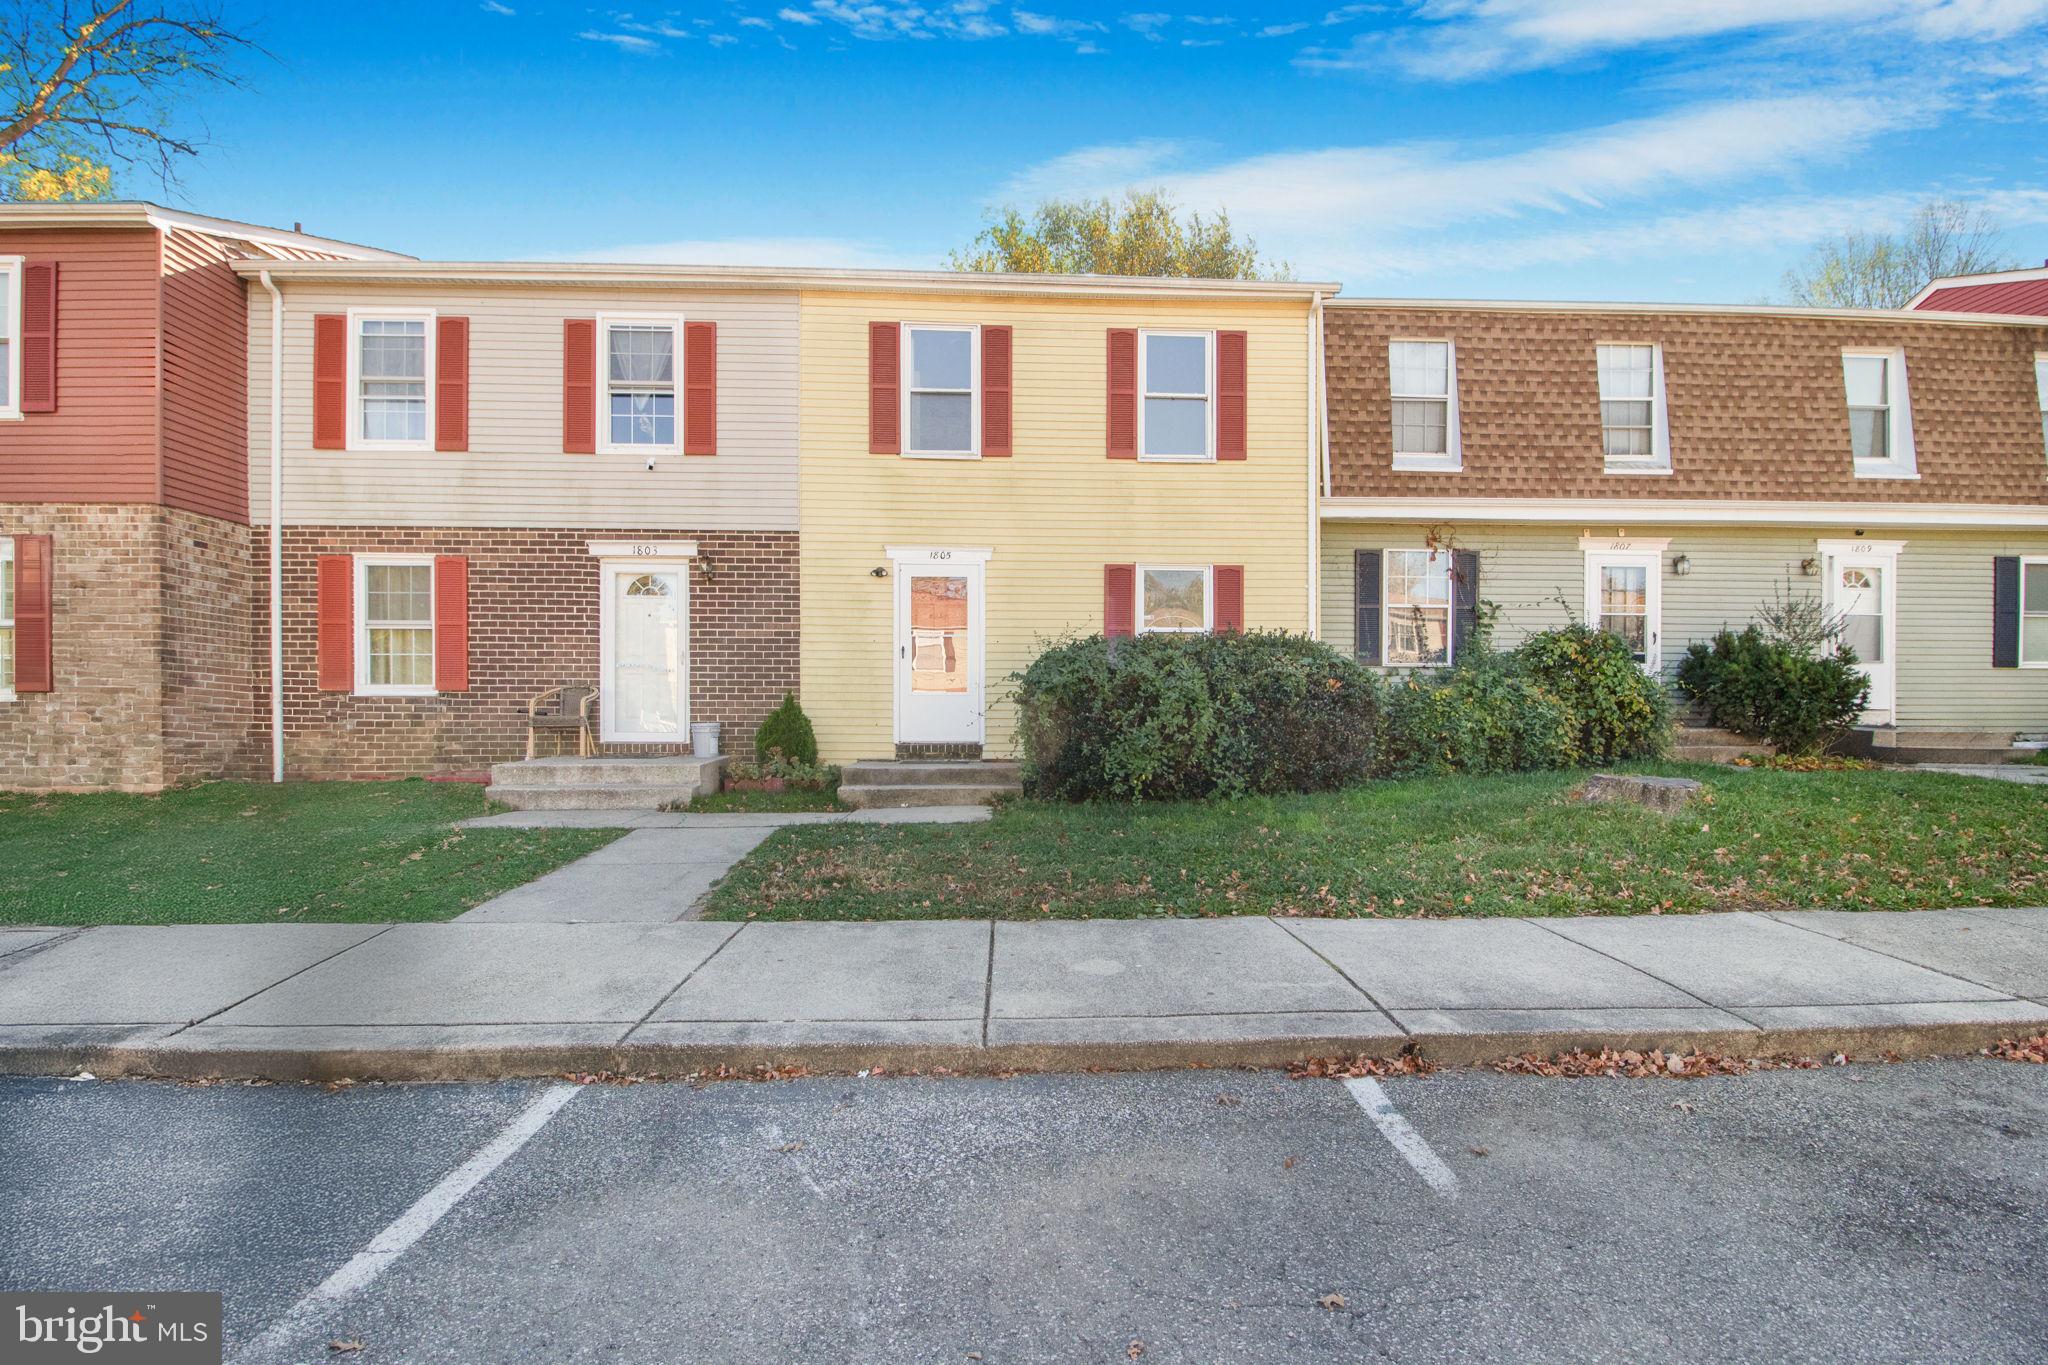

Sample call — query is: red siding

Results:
[0,226,160,504]
[1917,278,2048,316]
[159,227,251,524]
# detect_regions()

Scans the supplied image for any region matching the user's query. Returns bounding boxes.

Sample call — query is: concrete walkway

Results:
[1912,763,2048,785]
[0,907,2043,1081]
[454,806,991,923]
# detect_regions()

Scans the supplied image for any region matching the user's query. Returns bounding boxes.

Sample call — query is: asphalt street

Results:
[2,1060,2043,1363]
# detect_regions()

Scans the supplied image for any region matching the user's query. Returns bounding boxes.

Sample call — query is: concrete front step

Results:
[839,782,1020,809]
[841,759,1022,787]
[1870,747,2022,766]
[483,783,707,811]
[1671,745,1757,765]
[490,756,719,788]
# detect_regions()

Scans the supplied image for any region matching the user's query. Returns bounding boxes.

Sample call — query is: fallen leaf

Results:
[329,1342,364,1355]
[1283,1156,1297,1170]
[1318,1293,1347,1311]
[1127,1339,1146,1359]
[1467,1145,1488,1157]
[777,1142,804,1153]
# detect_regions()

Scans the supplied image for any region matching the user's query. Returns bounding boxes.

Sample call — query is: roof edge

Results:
[1320,496,2048,528]
[1325,295,2048,327]
[1907,265,2048,310]
[0,201,412,260]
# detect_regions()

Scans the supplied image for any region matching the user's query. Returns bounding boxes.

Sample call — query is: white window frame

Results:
[0,255,22,422]
[900,322,981,460]
[0,535,13,701]
[2035,353,2046,461]
[1380,547,1457,667]
[1137,328,1215,463]
[354,554,437,698]
[1579,536,1668,673]
[1842,348,1917,480]
[1389,339,1461,473]
[345,308,436,453]
[1595,342,1671,473]
[1136,564,1214,634]
[596,313,685,456]
[2022,554,2048,669]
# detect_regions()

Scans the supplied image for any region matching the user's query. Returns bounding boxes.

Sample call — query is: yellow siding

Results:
[800,290,1315,762]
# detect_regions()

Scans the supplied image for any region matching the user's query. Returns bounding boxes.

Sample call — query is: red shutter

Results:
[1104,563,1137,638]
[434,555,470,692]
[563,319,597,454]
[1106,328,1137,458]
[1217,330,1248,460]
[312,314,347,449]
[20,262,55,413]
[317,555,354,691]
[982,324,1013,457]
[13,534,52,692]
[869,322,900,454]
[435,316,469,452]
[684,321,717,455]
[1212,565,1244,634]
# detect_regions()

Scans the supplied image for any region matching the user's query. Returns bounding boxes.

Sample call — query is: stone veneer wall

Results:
[252,527,799,779]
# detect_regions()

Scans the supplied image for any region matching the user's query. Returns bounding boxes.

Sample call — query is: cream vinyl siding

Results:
[1322,520,2048,733]
[246,284,797,528]
[802,290,1314,762]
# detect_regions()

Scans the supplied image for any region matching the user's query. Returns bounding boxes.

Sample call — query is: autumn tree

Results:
[1780,199,2018,309]
[0,0,253,202]
[950,189,1290,280]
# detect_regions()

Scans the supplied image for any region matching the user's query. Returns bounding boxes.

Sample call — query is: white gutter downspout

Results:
[258,270,285,783]
[1306,290,1326,640]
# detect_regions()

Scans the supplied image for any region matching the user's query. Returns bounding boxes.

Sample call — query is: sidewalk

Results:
[0,908,2043,1081]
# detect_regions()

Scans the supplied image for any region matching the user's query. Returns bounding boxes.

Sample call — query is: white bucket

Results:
[689,722,722,758]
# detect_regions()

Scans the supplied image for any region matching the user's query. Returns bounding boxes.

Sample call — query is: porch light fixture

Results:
[1671,554,1692,577]
[870,566,889,578]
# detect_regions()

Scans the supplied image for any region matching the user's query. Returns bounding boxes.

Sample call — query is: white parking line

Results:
[230,1083,583,1363]
[1344,1077,1460,1200]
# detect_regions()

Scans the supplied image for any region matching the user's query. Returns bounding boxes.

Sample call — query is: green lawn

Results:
[684,781,846,814]
[702,764,2047,921]
[0,781,622,926]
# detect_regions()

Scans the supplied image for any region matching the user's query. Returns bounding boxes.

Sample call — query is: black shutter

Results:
[1992,556,2021,669]
[1354,549,1382,664]
[1452,548,1481,660]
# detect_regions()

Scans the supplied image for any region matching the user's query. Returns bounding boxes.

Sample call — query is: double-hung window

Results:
[1842,350,1916,477]
[1389,341,1459,470]
[2023,558,2048,667]
[356,556,436,696]
[601,318,679,452]
[1140,331,1212,460]
[1383,549,1453,666]
[0,256,19,419]
[1138,566,1212,633]
[352,314,432,448]
[903,324,979,457]
[1597,343,1669,471]
[0,536,13,698]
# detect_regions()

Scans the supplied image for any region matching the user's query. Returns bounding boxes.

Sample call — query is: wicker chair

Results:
[526,684,597,759]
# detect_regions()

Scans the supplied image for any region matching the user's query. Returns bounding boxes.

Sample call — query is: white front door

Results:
[600,561,688,743]
[1820,540,1901,723]
[1584,548,1664,672]
[893,554,985,745]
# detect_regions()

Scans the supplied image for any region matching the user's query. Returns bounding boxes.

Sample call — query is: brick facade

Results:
[254,527,799,779]
[0,503,252,792]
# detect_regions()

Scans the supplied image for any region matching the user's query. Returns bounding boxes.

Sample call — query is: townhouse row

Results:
[0,203,2043,791]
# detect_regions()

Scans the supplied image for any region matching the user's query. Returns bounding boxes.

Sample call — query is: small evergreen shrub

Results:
[754,692,819,766]
[1372,651,1578,779]
[1676,627,1869,756]
[1014,632,1379,802]
[1512,624,1671,764]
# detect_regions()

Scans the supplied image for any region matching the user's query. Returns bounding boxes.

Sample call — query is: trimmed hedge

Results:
[755,692,819,766]
[1676,627,1868,756]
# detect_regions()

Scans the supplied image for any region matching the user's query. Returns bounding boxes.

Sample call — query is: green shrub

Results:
[754,692,819,766]
[1014,631,1379,801]
[1373,651,1578,779]
[1513,624,1671,764]
[1676,627,1869,756]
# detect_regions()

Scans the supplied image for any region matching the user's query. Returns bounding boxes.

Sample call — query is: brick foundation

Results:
[253,527,799,779]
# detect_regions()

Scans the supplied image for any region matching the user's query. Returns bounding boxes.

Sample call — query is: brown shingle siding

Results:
[1325,306,2048,505]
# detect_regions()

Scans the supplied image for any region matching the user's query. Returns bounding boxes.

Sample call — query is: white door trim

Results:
[1581,541,1665,673]
[598,556,691,744]
[891,550,987,746]
[1818,538,1902,723]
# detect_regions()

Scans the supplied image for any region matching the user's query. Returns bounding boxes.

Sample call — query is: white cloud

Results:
[1258,21,1309,36]
[1182,36,1222,45]
[709,32,739,45]
[771,0,1009,39]
[777,6,821,22]
[1123,11,1172,38]
[1015,9,1107,38]
[479,0,515,13]
[577,30,663,52]
[555,236,933,270]
[739,15,772,26]
[619,17,693,38]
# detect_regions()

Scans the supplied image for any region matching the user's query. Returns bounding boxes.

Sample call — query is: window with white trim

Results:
[602,319,679,450]
[1139,566,1212,633]
[1842,350,1916,477]
[1596,343,1669,470]
[2035,354,2046,458]
[0,257,19,418]
[903,324,979,457]
[1140,330,1212,460]
[354,315,430,446]
[0,536,13,697]
[1389,340,1459,470]
[2023,557,2048,666]
[357,557,435,696]
[1383,549,1452,666]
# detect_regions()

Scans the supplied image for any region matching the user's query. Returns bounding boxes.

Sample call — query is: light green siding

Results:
[1321,520,2048,735]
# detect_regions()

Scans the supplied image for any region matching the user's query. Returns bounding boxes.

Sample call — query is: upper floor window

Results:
[0,257,18,419]
[0,536,12,698]
[1139,566,1212,633]
[356,556,436,696]
[1596,343,1670,471]
[1140,330,1212,461]
[1384,548,1452,666]
[351,314,431,448]
[2035,354,2046,457]
[1842,350,1916,478]
[601,318,678,451]
[1389,340,1460,471]
[904,323,979,458]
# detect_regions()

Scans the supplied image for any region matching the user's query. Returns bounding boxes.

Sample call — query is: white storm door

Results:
[600,562,688,743]
[1585,550,1663,673]
[894,556,985,745]
[1822,542,1900,722]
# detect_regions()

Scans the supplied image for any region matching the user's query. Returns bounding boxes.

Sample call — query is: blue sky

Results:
[158,1,2048,301]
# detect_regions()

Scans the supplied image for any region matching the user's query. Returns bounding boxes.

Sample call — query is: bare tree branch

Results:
[1781,199,2019,309]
